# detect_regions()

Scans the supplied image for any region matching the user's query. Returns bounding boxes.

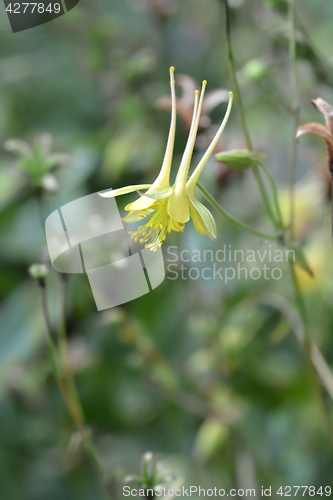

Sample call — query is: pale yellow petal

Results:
[189,202,205,235]
[188,195,217,239]
[151,66,177,188]
[142,186,173,199]
[168,218,183,232]
[126,187,173,211]
[167,187,190,223]
[122,211,143,222]
[125,195,156,211]
[99,184,152,198]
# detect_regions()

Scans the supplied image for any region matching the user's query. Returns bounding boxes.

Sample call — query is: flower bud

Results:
[241,58,268,82]
[140,451,155,479]
[28,263,48,286]
[41,173,59,194]
[215,149,266,169]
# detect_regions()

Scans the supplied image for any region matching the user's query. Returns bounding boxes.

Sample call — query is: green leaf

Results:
[44,154,71,172]
[4,139,32,158]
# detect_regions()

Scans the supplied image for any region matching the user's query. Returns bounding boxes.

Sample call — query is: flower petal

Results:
[176,74,198,107]
[140,186,173,199]
[99,184,152,198]
[168,219,183,233]
[189,203,205,235]
[296,122,333,144]
[122,211,143,222]
[126,186,174,211]
[167,188,190,223]
[312,98,333,135]
[125,195,156,211]
[296,122,333,173]
[202,89,230,115]
[4,139,32,158]
[150,66,177,188]
[188,195,217,239]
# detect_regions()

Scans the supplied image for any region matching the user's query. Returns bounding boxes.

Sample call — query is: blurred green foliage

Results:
[0,0,333,499]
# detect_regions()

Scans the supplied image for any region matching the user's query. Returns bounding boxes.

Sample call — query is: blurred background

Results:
[1,0,333,498]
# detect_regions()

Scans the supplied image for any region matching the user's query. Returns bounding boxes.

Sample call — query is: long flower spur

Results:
[100,67,233,251]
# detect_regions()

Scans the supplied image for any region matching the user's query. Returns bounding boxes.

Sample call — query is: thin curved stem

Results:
[288,262,333,450]
[34,191,111,495]
[58,275,85,428]
[40,284,59,379]
[197,182,277,241]
[222,0,277,229]
[288,0,299,240]
[258,162,285,231]
[223,0,251,150]
[234,291,333,401]
[219,0,333,450]
[56,275,109,481]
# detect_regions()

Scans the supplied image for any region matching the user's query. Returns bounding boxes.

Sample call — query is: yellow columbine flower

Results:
[100,67,233,251]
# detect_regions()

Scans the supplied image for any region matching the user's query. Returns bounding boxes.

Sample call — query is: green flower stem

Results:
[220,0,333,447]
[245,292,333,400]
[223,0,251,150]
[288,0,299,240]
[197,182,277,241]
[39,277,110,498]
[39,284,84,424]
[117,317,216,420]
[40,284,60,379]
[258,162,285,231]
[56,275,110,483]
[35,192,45,228]
[253,167,278,227]
[297,15,333,87]
[244,289,333,451]
[34,188,110,495]
[58,275,85,427]
[34,193,110,491]
[222,0,276,228]
[284,5,333,446]
[289,262,333,450]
